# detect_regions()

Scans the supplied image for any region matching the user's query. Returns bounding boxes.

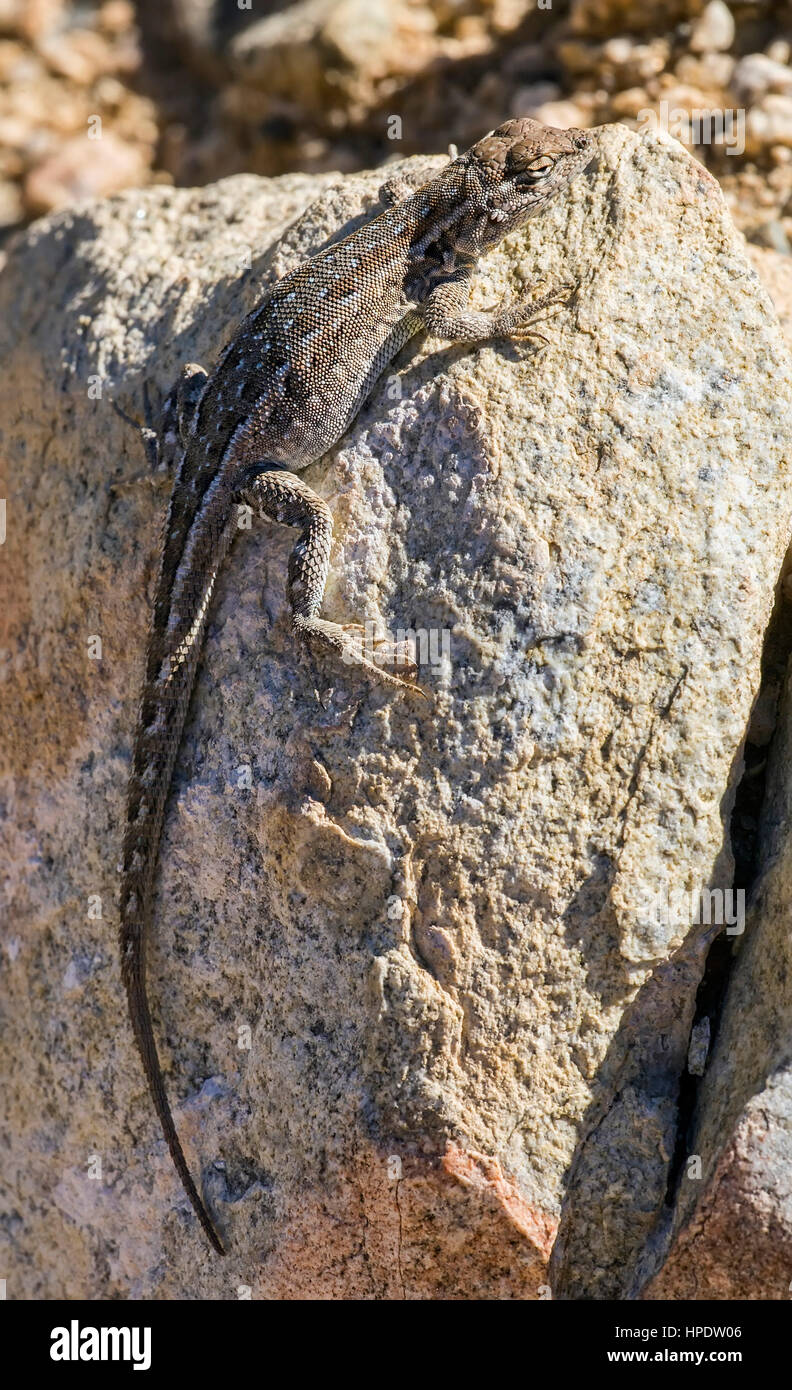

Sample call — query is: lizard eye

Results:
[516,155,556,183]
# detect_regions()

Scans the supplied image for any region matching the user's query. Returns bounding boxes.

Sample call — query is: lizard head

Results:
[450,118,595,254]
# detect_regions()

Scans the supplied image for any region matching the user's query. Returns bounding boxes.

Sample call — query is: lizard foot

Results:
[330,622,418,676]
[295,617,428,697]
[508,282,577,339]
[111,396,160,473]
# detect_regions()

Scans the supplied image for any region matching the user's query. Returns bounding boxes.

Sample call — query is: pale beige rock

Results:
[689,1,734,55]
[640,232,792,1303]
[0,0,64,41]
[559,35,671,87]
[568,0,704,38]
[230,0,434,112]
[610,87,655,119]
[746,94,792,155]
[767,41,792,69]
[0,175,22,225]
[745,243,792,348]
[515,97,589,130]
[1,125,790,1299]
[675,51,734,91]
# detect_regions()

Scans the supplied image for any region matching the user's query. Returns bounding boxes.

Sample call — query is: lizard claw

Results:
[337,622,426,691]
[507,283,577,341]
[111,397,161,474]
[368,636,421,686]
[516,330,552,349]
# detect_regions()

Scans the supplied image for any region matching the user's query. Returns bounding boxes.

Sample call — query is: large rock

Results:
[642,607,792,1301]
[1,124,791,1299]
[638,238,792,1305]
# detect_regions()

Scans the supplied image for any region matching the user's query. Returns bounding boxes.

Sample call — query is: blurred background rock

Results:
[2,1,792,254]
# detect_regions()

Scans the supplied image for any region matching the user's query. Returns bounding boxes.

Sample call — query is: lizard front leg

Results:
[378,165,436,207]
[421,264,574,343]
[239,466,423,694]
[174,362,209,445]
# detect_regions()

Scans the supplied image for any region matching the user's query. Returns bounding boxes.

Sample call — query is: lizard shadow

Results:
[409,333,547,390]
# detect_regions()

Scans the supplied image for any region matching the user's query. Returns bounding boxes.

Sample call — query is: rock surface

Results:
[639,234,792,1305]
[746,242,792,346]
[1,124,791,1298]
[642,595,792,1301]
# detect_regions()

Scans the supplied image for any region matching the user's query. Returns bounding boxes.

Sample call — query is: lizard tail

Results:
[119,510,236,1257]
[122,950,226,1256]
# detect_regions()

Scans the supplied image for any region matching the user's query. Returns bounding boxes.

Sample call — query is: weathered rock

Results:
[639,232,792,1304]
[748,220,792,258]
[1,124,791,1299]
[643,635,792,1300]
[675,50,734,91]
[520,98,593,132]
[746,94,792,156]
[0,175,22,225]
[23,132,150,215]
[746,242,792,347]
[0,0,64,42]
[230,0,438,114]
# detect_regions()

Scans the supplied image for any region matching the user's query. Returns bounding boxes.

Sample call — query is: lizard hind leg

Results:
[147,361,210,473]
[114,362,210,479]
[239,465,424,695]
[175,362,209,445]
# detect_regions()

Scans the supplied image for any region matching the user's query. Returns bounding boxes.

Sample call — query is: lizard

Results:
[117,117,595,1256]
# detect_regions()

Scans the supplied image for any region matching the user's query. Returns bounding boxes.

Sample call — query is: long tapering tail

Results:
[118,378,235,1256]
[122,949,225,1255]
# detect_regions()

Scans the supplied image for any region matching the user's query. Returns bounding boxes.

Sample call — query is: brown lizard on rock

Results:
[117,118,595,1255]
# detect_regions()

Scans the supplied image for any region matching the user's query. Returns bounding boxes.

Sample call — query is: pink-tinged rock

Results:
[24,133,148,214]
[642,1092,792,1300]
